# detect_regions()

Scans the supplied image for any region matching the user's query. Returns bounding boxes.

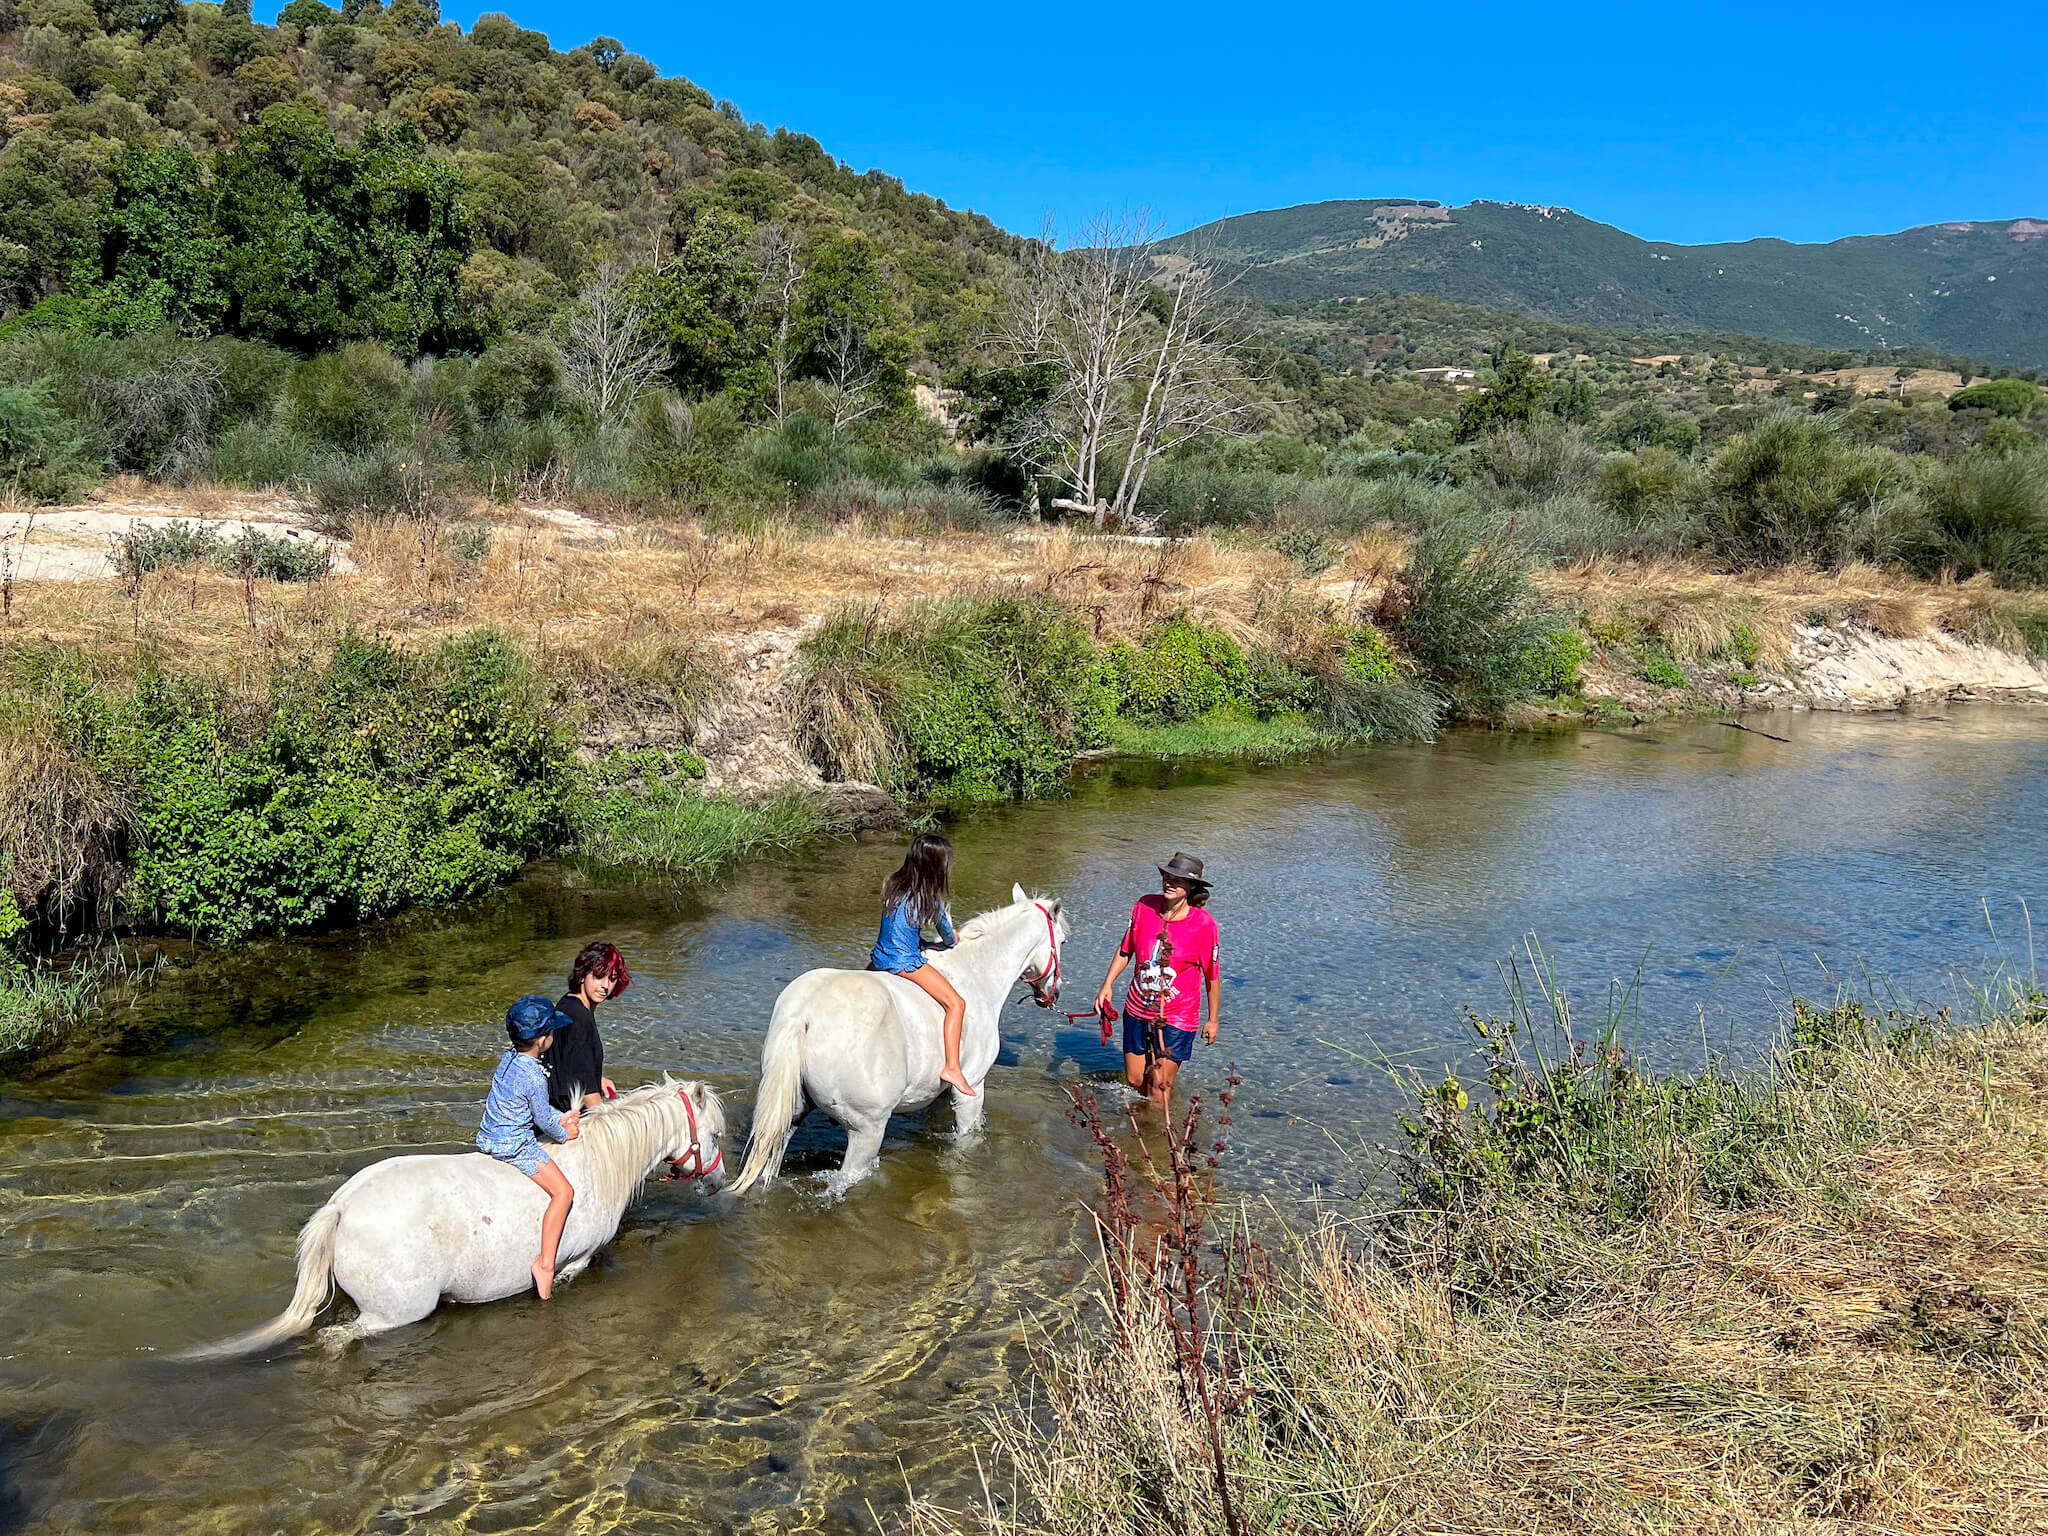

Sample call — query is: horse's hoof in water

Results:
[531,1260,554,1300]
[316,1323,359,1356]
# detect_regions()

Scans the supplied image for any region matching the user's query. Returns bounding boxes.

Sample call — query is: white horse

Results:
[184,1077,727,1357]
[730,885,1066,1192]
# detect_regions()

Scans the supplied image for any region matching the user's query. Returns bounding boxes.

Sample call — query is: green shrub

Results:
[752,413,837,495]
[1137,462,1287,531]
[1273,526,1340,576]
[116,520,220,576]
[1695,413,1921,569]
[1948,379,2039,418]
[284,343,410,451]
[1906,454,2048,586]
[1104,616,1257,724]
[1638,649,1688,689]
[104,631,577,942]
[204,421,336,487]
[795,594,1111,800]
[1396,515,1563,717]
[0,381,95,501]
[220,528,330,582]
[1725,622,1763,667]
[1477,419,1600,505]
[1340,625,1397,683]
[1520,628,1589,696]
[469,337,562,422]
[303,451,449,535]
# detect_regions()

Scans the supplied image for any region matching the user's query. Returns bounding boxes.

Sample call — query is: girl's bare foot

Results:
[939,1067,976,1097]
[531,1259,554,1300]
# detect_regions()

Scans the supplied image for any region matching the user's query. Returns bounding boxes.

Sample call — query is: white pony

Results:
[730,885,1065,1191]
[185,1077,727,1356]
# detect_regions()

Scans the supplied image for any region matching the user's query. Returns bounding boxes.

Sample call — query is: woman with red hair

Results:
[541,941,632,1112]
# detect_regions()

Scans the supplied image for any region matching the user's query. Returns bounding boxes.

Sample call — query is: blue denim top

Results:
[476,1050,570,1156]
[870,898,956,973]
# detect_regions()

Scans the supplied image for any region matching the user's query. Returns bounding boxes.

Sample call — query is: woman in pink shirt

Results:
[1093,851,1221,1111]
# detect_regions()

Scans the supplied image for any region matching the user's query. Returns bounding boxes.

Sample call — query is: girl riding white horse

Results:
[184,1076,727,1356]
[730,885,1066,1192]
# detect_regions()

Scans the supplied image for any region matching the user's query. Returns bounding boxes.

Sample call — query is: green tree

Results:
[632,198,762,397]
[1454,351,1545,442]
[213,107,477,354]
[1546,374,1598,426]
[75,144,229,337]
[1948,378,2039,419]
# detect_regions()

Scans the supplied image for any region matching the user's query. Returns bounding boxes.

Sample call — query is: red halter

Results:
[1023,901,1063,1008]
[661,1085,723,1181]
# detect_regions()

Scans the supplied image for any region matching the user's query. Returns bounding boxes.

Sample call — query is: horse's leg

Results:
[839,1116,886,1184]
[952,1083,986,1137]
[554,1253,595,1285]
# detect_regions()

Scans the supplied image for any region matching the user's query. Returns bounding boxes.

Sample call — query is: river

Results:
[3,706,2046,1532]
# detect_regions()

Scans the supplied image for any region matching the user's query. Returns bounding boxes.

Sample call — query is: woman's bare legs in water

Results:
[528,1157,575,1298]
[903,963,975,1096]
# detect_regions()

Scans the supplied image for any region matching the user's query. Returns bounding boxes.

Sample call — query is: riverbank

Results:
[911,989,2048,1535]
[6,491,2048,1060]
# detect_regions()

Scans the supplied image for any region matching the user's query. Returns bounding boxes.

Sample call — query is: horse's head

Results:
[658,1077,729,1192]
[1012,883,1068,1009]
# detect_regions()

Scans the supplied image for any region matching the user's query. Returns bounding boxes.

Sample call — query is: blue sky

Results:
[332,2,2046,246]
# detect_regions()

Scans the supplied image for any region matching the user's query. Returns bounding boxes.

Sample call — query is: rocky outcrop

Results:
[1752,624,2048,711]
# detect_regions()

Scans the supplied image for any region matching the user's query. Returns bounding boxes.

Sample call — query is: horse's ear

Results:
[1012,882,1027,903]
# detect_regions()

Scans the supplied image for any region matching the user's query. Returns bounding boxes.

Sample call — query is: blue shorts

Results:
[1123,1009,1195,1064]
[481,1140,553,1178]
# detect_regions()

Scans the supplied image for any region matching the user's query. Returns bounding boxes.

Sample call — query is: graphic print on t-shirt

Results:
[1133,933,1178,1014]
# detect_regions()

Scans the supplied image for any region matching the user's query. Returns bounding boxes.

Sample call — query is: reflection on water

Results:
[4,706,2046,1531]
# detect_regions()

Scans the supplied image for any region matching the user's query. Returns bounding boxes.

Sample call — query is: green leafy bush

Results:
[1638,651,1688,689]
[102,631,577,942]
[1520,628,1589,696]
[220,529,330,582]
[116,521,223,576]
[1104,616,1257,724]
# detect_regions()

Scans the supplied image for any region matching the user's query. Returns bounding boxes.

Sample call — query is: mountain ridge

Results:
[1159,199,2048,367]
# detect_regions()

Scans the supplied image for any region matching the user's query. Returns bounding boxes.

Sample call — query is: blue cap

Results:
[506,994,572,1041]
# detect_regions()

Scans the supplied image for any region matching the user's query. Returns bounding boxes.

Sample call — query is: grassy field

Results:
[908,981,2048,1534]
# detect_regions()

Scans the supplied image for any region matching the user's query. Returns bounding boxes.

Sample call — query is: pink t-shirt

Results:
[1120,895,1219,1029]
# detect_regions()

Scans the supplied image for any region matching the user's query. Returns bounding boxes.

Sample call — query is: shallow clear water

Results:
[4,705,2046,1532]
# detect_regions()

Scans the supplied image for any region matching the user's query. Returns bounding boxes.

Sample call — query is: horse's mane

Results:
[955,891,1059,945]
[567,1078,726,1209]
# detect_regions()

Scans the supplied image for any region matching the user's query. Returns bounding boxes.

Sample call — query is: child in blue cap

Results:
[477,995,584,1298]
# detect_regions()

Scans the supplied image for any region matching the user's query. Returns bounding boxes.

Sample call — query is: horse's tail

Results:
[177,1199,342,1360]
[729,1006,805,1195]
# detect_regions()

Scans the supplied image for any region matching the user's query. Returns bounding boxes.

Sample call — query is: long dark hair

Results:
[882,832,953,926]
[568,941,632,998]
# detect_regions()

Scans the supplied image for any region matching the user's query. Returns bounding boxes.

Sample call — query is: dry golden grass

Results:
[0,514,1332,684]
[908,1013,2048,1536]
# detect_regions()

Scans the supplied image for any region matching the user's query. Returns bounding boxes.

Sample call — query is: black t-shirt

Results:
[540,994,602,1111]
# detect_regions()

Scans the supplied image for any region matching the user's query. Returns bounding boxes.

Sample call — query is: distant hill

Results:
[1158,201,2048,368]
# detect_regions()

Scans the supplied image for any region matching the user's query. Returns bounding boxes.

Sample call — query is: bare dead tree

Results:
[1107,259,1257,524]
[815,318,888,432]
[750,223,805,422]
[559,256,672,422]
[996,215,1253,528]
